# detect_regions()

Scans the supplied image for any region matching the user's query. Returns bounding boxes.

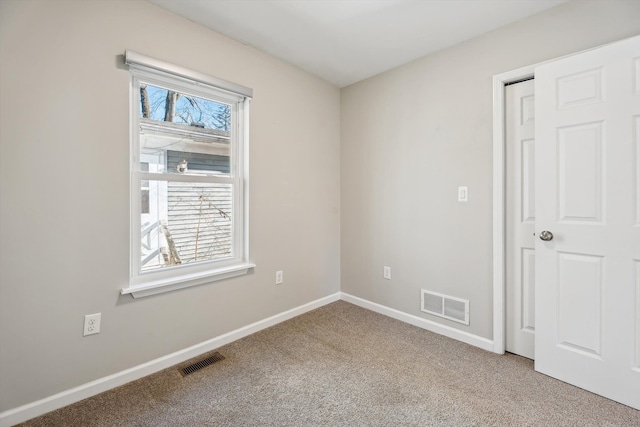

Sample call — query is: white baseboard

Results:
[0,292,341,427]
[340,292,494,352]
[1,291,493,427]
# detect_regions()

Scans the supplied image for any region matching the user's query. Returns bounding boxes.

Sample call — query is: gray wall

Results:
[340,0,640,340]
[0,0,340,411]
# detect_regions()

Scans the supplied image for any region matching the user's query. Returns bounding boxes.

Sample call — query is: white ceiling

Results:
[148,0,568,87]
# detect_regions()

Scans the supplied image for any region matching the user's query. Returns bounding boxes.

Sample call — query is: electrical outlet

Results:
[275,270,283,285]
[83,313,101,336]
[383,266,391,280]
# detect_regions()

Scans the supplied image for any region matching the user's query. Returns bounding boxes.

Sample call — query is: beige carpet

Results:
[19,301,639,426]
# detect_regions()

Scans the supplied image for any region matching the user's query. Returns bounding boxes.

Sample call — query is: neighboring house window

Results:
[122,51,254,298]
[140,162,150,214]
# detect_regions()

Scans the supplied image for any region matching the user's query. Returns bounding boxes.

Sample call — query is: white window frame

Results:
[121,51,254,298]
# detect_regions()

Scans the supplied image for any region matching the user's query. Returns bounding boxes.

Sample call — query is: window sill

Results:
[121,263,255,298]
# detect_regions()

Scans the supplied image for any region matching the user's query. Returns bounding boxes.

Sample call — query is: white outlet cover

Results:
[275,270,283,285]
[383,266,391,280]
[83,313,101,336]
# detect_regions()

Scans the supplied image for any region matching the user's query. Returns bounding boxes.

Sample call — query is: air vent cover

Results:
[179,352,225,377]
[421,289,469,325]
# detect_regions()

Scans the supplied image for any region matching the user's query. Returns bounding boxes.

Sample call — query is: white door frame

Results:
[492,64,537,354]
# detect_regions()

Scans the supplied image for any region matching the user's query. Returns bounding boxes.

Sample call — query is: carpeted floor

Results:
[19,301,640,426]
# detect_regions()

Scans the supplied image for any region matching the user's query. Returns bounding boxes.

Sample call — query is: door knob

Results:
[539,230,553,241]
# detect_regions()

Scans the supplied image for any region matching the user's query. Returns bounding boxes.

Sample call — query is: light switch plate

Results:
[458,186,468,202]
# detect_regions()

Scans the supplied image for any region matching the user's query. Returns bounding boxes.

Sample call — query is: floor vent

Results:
[179,352,225,377]
[421,289,469,325]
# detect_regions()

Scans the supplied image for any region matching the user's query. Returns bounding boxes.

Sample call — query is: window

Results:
[122,51,254,298]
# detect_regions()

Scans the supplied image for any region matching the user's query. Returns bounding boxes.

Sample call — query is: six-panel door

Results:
[534,35,640,410]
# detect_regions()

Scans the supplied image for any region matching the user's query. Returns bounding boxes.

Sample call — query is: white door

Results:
[505,79,536,359]
[535,35,640,410]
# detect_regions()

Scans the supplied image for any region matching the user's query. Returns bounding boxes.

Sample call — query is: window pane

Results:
[139,83,231,131]
[139,83,231,177]
[140,181,233,272]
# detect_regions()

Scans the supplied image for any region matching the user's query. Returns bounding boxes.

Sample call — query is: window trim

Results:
[124,50,253,98]
[121,51,254,298]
